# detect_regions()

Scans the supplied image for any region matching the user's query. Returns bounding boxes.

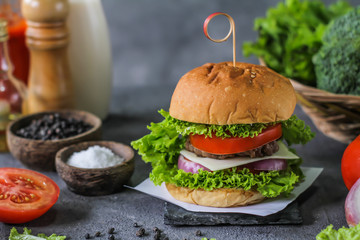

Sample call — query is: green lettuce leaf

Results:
[316,224,360,240]
[159,109,270,138]
[286,152,304,180]
[159,109,315,145]
[131,110,314,198]
[152,166,299,198]
[281,115,315,146]
[131,113,186,166]
[9,227,66,240]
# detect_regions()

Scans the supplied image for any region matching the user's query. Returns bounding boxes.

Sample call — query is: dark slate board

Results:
[164,201,302,226]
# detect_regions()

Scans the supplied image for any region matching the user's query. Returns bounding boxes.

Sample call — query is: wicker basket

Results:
[259,58,360,144]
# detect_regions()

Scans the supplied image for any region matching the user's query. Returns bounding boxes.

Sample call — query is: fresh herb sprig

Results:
[243,0,353,86]
[9,227,66,240]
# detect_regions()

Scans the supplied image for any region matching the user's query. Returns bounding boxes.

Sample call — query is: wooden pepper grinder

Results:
[21,0,74,114]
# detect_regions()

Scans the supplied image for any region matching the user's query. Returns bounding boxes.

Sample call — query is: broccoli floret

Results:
[313,39,360,95]
[322,7,360,45]
[313,7,360,95]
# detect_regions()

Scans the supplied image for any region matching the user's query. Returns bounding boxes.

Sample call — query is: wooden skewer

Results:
[203,12,236,67]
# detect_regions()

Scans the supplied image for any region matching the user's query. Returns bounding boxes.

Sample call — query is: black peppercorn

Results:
[196,230,202,236]
[85,233,91,239]
[153,231,161,240]
[108,235,115,240]
[108,228,115,234]
[95,231,101,237]
[16,113,92,140]
[136,228,145,237]
[153,227,160,233]
[133,222,139,227]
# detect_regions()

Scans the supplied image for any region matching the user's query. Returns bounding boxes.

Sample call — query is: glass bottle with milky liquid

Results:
[67,0,113,120]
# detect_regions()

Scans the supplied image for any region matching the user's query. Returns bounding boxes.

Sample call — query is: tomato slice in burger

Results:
[189,123,282,155]
[0,168,60,224]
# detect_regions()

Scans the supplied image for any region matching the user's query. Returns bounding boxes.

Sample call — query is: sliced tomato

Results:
[0,168,60,224]
[189,124,282,155]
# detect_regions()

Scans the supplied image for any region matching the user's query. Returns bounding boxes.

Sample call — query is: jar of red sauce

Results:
[0,0,29,84]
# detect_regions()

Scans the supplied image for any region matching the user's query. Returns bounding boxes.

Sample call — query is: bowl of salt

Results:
[55,141,134,196]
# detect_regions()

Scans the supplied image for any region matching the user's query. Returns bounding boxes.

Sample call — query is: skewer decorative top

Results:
[203,12,236,67]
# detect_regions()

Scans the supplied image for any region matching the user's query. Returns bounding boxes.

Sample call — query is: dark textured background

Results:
[1,0,359,239]
[107,0,358,115]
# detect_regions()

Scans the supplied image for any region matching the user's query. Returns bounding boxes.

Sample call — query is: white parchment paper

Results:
[128,167,323,216]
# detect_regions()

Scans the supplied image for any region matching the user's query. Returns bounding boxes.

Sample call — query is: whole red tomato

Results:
[341,135,360,190]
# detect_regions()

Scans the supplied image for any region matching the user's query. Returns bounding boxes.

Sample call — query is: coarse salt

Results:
[67,145,125,168]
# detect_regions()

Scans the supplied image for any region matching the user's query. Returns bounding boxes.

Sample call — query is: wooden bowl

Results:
[7,110,102,171]
[55,141,134,196]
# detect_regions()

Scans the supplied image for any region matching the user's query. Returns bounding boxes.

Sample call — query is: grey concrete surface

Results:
[0,0,358,239]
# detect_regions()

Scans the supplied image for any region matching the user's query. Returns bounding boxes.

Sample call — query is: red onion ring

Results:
[345,178,360,227]
[245,159,287,171]
[178,154,211,174]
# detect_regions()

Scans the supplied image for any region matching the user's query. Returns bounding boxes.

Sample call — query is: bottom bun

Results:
[165,183,266,207]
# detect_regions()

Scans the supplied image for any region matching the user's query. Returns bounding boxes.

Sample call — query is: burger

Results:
[132,62,314,207]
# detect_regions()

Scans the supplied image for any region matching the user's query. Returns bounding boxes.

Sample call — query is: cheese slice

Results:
[179,141,299,171]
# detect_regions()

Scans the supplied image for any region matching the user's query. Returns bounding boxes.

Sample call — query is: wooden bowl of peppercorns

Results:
[7,110,102,171]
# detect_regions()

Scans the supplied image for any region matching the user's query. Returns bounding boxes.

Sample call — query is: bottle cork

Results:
[21,0,74,114]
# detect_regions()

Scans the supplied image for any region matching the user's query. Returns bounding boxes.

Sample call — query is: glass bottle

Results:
[0,0,29,84]
[0,20,22,152]
[67,0,113,120]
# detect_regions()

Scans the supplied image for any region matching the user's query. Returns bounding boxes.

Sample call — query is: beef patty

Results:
[184,139,279,159]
